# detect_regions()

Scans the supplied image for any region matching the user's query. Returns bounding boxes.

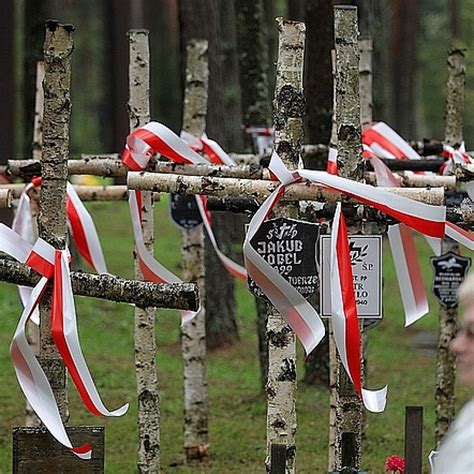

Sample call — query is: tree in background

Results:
[179,0,240,349]
[391,0,419,139]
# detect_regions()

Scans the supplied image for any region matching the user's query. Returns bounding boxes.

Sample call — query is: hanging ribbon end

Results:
[71,442,93,460]
[362,386,388,413]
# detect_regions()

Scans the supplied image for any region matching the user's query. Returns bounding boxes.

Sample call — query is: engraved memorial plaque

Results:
[431,251,471,308]
[247,218,320,300]
[320,235,382,318]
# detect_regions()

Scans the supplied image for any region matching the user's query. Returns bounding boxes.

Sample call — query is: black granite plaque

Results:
[169,193,203,229]
[431,251,471,308]
[248,218,319,300]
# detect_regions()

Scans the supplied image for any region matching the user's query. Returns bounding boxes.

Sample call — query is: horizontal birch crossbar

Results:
[0,184,160,202]
[0,258,199,310]
[2,157,456,187]
[127,172,445,205]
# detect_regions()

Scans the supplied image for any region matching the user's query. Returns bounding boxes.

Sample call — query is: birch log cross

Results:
[263,18,306,474]
[127,29,162,474]
[435,47,467,446]
[328,7,365,472]
[180,39,210,464]
[2,23,198,472]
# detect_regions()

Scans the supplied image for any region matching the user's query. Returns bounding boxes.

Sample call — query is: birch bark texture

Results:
[39,20,74,422]
[359,39,373,128]
[265,18,305,474]
[328,6,364,472]
[180,40,210,463]
[25,60,44,428]
[128,30,160,474]
[435,47,466,447]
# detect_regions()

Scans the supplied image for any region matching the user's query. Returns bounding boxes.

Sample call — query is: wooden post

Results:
[328,7,364,473]
[180,39,210,463]
[404,406,423,474]
[24,60,44,428]
[358,40,373,129]
[127,30,160,473]
[265,18,305,474]
[38,19,75,425]
[12,19,105,473]
[435,47,466,446]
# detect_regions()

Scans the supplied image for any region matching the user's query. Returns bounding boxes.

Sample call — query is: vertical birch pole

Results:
[265,19,305,474]
[359,39,373,129]
[181,40,210,463]
[39,20,74,423]
[25,60,44,427]
[435,47,466,446]
[328,6,364,472]
[128,30,160,473]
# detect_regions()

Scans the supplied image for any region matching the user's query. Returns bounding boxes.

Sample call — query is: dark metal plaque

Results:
[431,251,471,308]
[247,218,320,300]
[169,193,203,230]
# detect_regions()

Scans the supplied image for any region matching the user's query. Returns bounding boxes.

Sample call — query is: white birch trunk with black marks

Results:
[265,19,305,474]
[436,47,466,447]
[328,7,364,472]
[38,20,74,423]
[180,40,210,463]
[25,60,44,428]
[128,30,160,474]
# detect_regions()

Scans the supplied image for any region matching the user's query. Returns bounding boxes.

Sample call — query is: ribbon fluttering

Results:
[0,224,128,459]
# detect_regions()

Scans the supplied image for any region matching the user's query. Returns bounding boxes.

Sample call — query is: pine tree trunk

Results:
[435,47,465,447]
[304,0,334,145]
[391,0,418,139]
[128,30,160,473]
[235,0,272,390]
[265,18,306,474]
[180,40,210,463]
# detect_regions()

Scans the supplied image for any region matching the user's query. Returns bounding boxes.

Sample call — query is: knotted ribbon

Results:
[0,224,128,459]
[122,122,247,315]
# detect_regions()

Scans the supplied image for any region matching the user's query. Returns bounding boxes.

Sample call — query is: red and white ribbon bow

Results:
[441,142,472,175]
[0,224,128,459]
[242,152,325,354]
[122,122,247,312]
[330,203,387,412]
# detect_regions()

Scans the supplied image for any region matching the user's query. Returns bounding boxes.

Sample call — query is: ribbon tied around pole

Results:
[0,224,128,459]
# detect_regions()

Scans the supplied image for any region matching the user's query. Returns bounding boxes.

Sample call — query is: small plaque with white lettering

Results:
[320,235,382,318]
[431,251,471,308]
[169,193,203,230]
[247,218,320,300]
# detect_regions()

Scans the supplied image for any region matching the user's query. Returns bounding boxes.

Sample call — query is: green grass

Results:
[0,196,471,473]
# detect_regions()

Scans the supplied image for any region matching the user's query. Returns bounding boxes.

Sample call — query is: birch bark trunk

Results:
[265,18,305,474]
[25,60,44,427]
[38,20,74,423]
[128,30,160,473]
[328,6,364,472]
[180,40,210,463]
[435,47,466,447]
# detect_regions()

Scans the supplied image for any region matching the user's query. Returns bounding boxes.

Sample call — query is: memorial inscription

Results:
[248,217,320,299]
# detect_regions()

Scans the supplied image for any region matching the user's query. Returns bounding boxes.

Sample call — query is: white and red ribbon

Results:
[362,122,422,160]
[330,203,387,412]
[0,224,128,458]
[387,224,429,326]
[122,122,247,305]
[242,152,325,354]
[326,147,338,176]
[66,182,108,274]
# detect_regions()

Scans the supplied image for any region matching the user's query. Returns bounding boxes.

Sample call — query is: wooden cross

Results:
[0,21,198,473]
